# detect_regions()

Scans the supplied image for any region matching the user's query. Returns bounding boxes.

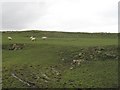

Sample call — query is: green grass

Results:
[2,31,118,88]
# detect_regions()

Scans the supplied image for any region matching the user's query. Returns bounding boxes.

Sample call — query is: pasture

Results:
[2,31,118,88]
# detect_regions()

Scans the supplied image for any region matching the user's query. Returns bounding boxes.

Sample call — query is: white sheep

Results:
[42,37,47,40]
[8,37,12,40]
[30,36,33,39]
[31,37,36,41]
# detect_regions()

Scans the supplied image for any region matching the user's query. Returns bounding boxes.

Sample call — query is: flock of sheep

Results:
[8,36,47,41]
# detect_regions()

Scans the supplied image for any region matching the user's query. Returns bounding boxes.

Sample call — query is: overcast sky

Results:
[0,0,119,33]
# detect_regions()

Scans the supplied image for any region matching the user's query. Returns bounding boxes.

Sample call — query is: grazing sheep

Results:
[8,37,12,40]
[31,37,36,41]
[30,36,36,41]
[30,36,33,39]
[42,37,47,40]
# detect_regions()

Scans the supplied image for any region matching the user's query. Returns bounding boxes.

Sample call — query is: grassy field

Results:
[2,31,119,88]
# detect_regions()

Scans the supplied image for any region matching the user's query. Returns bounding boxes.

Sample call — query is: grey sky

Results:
[0,0,119,33]
[2,2,47,29]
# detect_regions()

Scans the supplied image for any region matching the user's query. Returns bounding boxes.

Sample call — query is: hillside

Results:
[2,31,118,88]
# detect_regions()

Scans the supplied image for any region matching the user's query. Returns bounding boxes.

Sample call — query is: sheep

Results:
[42,37,47,40]
[31,37,36,41]
[30,36,33,39]
[8,37,12,40]
[29,36,36,41]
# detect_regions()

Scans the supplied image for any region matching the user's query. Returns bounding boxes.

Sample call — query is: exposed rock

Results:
[9,43,25,50]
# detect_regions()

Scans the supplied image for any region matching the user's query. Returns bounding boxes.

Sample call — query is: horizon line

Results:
[0,29,119,33]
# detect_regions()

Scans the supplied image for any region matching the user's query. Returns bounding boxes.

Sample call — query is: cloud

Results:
[30,0,118,32]
[1,0,119,32]
[2,2,47,29]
